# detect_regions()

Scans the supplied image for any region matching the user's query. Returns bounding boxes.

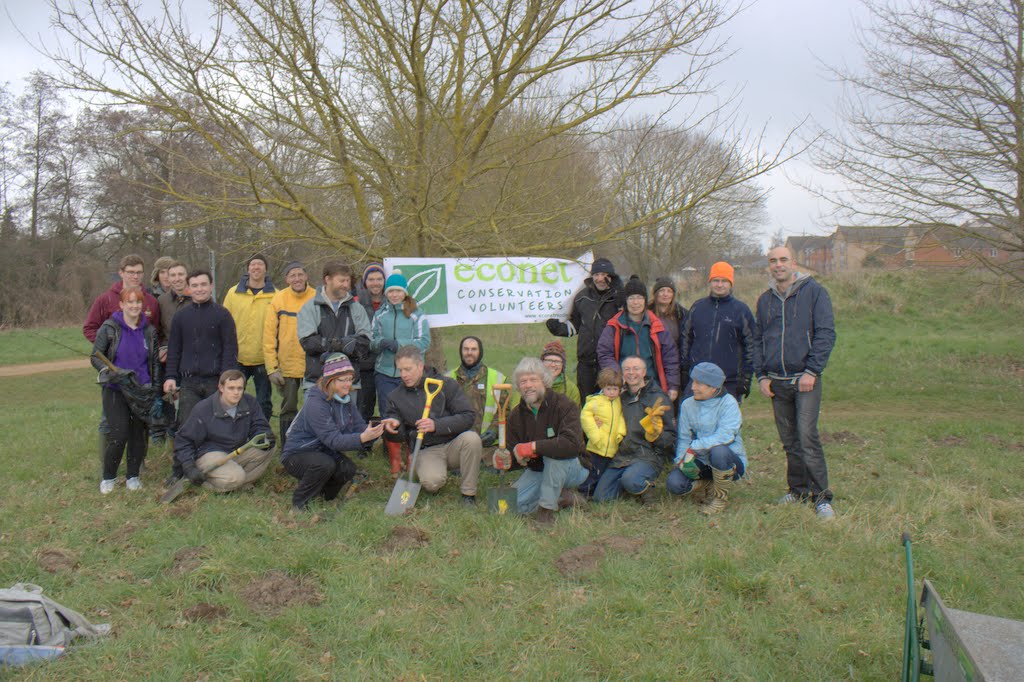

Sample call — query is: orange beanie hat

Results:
[708,261,734,284]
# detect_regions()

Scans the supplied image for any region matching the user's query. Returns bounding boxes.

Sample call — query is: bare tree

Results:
[44,0,792,259]
[814,0,1024,283]
[13,72,68,241]
[603,119,770,280]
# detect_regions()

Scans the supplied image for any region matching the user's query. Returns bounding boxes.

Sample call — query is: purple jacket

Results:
[596,311,680,393]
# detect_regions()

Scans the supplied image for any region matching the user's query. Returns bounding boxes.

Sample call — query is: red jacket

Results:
[83,281,161,342]
[596,310,680,393]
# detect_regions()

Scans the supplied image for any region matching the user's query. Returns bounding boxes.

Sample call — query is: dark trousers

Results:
[178,376,220,427]
[770,378,831,504]
[283,451,357,509]
[576,360,599,405]
[278,377,301,451]
[101,388,147,480]
[578,452,612,497]
[242,364,273,420]
[358,368,378,421]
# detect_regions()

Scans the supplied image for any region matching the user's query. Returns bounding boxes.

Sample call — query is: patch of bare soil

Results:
[0,358,90,377]
[238,570,323,615]
[181,603,229,622]
[600,536,645,556]
[380,526,430,552]
[35,548,78,573]
[171,546,207,574]
[984,435,1024,451]
[555,544,606,578]
[933,435,967,447]
[166,496,198,518]
[821,430,867,446]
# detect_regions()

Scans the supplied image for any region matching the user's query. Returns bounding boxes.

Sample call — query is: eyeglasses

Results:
[332,376,355,384]
[122,269,144,276]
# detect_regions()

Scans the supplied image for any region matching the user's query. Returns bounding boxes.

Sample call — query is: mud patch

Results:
[171,546,207,574]
[821,430,866,446]
[600,536,645,556]
[181,603,229,622]
[555,543,606,578]
[380,526,430,552]
[933,435,967,447]
[166,497,198,518]
[984,435,1024,451]
[238,570,323,615]
[35,548,78,573]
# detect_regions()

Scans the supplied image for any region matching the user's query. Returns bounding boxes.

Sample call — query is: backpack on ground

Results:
[0,583,110,667]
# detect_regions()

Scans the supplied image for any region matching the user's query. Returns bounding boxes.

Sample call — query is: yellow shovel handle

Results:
[415,377,444,443]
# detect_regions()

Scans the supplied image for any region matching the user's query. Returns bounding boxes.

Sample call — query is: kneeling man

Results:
[494,357,587,525]
[382,346,481,505]
[173,369,274,491]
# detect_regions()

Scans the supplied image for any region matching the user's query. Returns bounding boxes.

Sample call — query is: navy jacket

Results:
[165,300,238,381]
[752,274,836,379]
[281,386,366,462]
[384,369,475,450]
[174,392,270,466]
[680,294,756,383]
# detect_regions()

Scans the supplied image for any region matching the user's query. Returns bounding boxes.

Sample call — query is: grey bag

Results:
[0,583,110,647]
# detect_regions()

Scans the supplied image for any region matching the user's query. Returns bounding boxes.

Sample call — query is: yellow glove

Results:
[639,397,670,443]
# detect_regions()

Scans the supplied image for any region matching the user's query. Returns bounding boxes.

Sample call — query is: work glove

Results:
[480,428,498,448]
[328,337,346,352]
[678,448,700,480]
[380,338,399,353]
[269,370,285,388]
[739,373,752,398]
[513,441,537,465]
[639,397,670,443]
[183,460,206,485]
[545,318,568,336]
[492,448,512,471]
[341,336,359,355]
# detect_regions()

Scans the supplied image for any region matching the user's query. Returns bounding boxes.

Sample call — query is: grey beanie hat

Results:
[690,362,726,389]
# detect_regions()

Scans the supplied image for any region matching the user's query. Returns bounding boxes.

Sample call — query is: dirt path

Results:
[0,358,91,377]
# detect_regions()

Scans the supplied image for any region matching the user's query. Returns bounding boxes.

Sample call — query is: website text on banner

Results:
[383,253,594,328]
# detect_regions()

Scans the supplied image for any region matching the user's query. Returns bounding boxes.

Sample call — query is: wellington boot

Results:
[687,478,711,504]
[699,467,735,515]
[386,440,404,476]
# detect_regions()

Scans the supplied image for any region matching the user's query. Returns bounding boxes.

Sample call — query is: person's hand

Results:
[480,429,498,447]
[159,346,168,363]
[163,379,178,395]
[183,461,206,485]
[758,378,774,399]
[381,339,399,353]
[360,421,385,443]
[382,418,401,435]
[640,397,670,442]
[328,337,346,352]
[678,448,699,480]
[341,336,358,355]
[513,441,537,465]
[492,448,512,471]
[798,373,816,392]
[269,370,285,388]
[593,417,604,428]
[669,389,679,402]
[415,418,435,433]
[545,318,564,335]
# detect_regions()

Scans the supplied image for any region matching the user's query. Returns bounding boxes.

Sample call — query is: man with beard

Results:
[493,357,587,526]
[447,336,515,452]
[297,260,372,388]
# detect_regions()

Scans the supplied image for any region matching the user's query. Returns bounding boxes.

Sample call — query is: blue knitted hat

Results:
[690,362,725,389]
[384,271,408,295]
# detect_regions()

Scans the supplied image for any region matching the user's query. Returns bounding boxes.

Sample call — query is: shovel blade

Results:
[487,486,518,515]
[385,479,421,516]
[159,478,189,504]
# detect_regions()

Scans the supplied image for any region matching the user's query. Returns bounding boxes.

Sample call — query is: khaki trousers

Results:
[197,447,273,492]
[413,431,482,496]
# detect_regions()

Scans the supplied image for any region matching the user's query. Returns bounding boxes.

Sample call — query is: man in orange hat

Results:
[680,261,756,402]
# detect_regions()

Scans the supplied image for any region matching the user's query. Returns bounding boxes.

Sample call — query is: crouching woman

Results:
[281,353,383,511]
[667,362,747,514]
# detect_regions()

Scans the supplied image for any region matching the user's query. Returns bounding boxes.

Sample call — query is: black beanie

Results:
[653,276,676,295]
[623,275,647,303]
[591,258,616,277]
[459,335,484,371]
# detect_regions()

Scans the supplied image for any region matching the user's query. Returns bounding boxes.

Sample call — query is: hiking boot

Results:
[557,489,589,510]
[126,477,143,491]
[777,492,801,505]
[815,501,836,521]
[164,474,182,487]
[461,494,477,507]
[699,467,735,515]
[100,479,116,495]
[637,484,658,506]
[532,506,556,527]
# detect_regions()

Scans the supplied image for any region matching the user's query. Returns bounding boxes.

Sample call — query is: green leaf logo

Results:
[396,264,449,315]
[407,266,443,305]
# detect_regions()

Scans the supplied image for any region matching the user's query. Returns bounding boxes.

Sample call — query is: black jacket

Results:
[174,392,271,466]
[548,275,624,364]
[91,316,162,387]
[165,300,238,381]
[680,294,755,383]
[610,381,676,471]
[506,389,584,472]
[383,368,475,450]
[298,289,371,383]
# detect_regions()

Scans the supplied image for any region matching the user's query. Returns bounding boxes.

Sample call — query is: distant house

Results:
[830,223,1012,271]
[785,235,833,274]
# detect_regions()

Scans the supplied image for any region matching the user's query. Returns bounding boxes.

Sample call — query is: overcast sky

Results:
[1,0,869,242]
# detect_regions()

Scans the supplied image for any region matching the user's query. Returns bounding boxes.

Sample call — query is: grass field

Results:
[1,271,1021,680]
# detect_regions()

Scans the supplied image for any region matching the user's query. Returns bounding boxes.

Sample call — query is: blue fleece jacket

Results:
[674,392,746,471]
[281,385,366,462]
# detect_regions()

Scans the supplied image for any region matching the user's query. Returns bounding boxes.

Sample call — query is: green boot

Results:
[699,467,736,515]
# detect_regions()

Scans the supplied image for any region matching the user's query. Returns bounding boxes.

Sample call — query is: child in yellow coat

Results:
[579,368,627,496]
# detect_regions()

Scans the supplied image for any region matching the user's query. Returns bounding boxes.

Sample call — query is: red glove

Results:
[492,449,512,471]
[513,441,537,461]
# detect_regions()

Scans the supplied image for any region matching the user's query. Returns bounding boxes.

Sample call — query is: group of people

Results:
[84,246,837,521]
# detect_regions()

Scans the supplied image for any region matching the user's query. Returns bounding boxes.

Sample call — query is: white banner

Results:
[383,253,593,327]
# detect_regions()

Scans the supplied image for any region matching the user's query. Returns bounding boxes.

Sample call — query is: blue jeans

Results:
[593,460,660,501]
[375,373,402,415]
[242,364,273,420]
[770,378,831,504]
[515,457,588,513]
[667,445,745,495]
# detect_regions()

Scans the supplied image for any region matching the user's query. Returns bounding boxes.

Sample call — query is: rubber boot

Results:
[686,478,711,504]
[699,467,735,515]
[386,440,404,477]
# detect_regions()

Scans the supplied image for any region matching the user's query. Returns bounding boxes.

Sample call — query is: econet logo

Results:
[453,261,574,284]
[398,264,448,315]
